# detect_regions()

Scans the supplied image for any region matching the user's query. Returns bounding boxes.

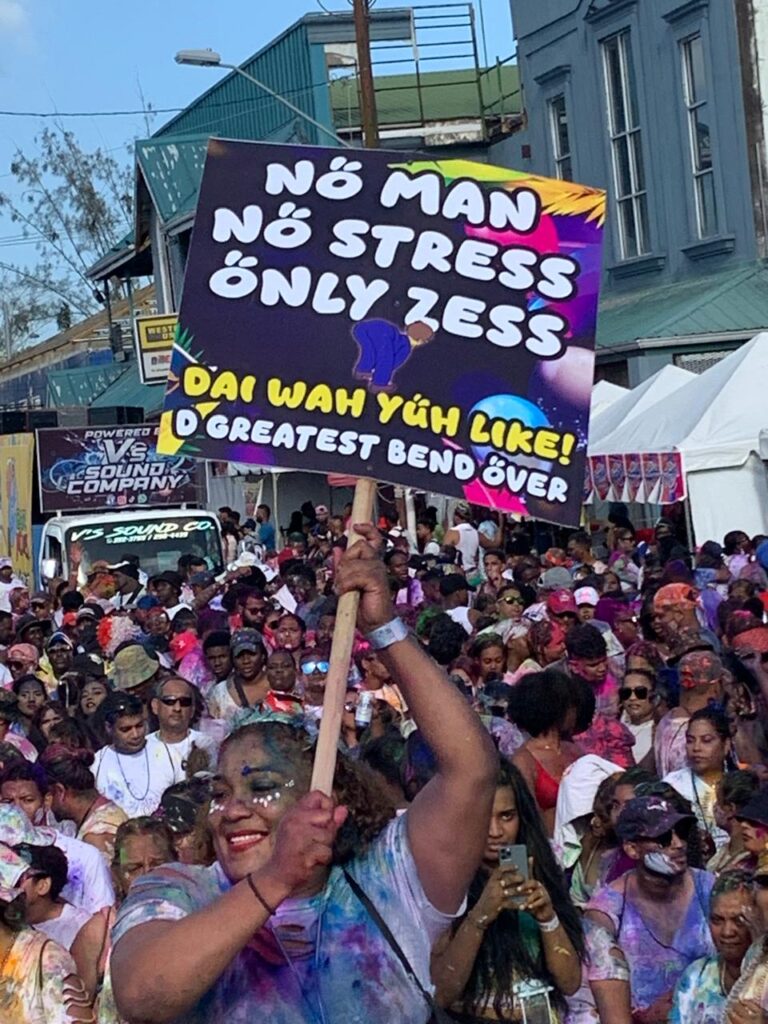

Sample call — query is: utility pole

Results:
[352,0,379,148]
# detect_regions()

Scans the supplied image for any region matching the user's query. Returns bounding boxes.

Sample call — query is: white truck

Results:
[39,507,224,587]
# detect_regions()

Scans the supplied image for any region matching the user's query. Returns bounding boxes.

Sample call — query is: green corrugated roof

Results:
[91,363,165,415]
[332,66,520,129]
[136,135,210,226]
[47,364,126,407]
[596,263,768,349]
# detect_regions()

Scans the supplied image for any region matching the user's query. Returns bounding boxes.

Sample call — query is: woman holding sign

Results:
[109,523,498,1024]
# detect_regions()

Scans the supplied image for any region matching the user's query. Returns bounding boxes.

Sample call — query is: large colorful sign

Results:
[159,141,605,526]
[37,424,201,513]
[0,433,34,578]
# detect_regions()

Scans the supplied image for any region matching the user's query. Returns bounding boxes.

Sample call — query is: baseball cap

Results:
[0,557,12,570]
[76,605,105,623]
[0,843,28,902]
[677,649,722,689]
[315,505,329,516]
[112,644,160,690]
[30,591,50,604]
[0,803,54,849]
[15,613,52,640]
[46,631,73,650]
[439,574,475,597]
[615,796,694,842]
[190,571,215,588]
[574,586,600,608]
[231,628,265,657]
[540,567,573,592]
[546,589,577,616]
[454,500,472,518]
[735,786,768,829]
[72,653,107,679]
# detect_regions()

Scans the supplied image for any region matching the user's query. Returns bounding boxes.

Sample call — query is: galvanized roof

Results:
[596,263,768,349]
[135,135,210,227]
[46,364,126,407]
[90,363,165,415]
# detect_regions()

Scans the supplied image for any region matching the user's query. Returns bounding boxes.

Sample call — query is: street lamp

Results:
[174,49,351,148]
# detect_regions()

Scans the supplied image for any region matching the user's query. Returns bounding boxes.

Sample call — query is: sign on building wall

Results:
[159,140,605,526]
[135,313,178,384]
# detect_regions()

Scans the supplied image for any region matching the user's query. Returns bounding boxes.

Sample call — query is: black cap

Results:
[439,574,475,597]
[15,613,52,639]
[72,653,106,679]
[616,796,694,841]
[735,786,768,828]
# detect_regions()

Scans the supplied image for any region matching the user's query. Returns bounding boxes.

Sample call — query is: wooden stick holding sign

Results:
[310,476,377,795]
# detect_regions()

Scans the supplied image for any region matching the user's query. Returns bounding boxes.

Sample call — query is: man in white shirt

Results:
[147,676,218,783]
[92,692,176,818]
[440,573,479,635]
[0,802,114,914]
[444,501,480,573]
[0,557,24,613]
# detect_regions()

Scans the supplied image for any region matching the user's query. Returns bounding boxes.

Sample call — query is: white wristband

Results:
[365,617,408,651]
[538,914,560,933]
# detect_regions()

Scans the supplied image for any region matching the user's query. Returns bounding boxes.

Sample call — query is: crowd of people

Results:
[1,497,768,1023]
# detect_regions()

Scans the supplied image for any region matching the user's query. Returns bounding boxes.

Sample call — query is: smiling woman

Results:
[109,523,497,1024]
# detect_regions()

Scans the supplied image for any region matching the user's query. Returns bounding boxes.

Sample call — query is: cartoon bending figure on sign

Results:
[351,319,435,393]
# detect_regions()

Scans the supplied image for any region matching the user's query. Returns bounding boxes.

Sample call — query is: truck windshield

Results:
[65,516,223,578]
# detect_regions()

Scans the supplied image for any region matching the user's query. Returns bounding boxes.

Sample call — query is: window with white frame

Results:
[549,94,573,181]
[681,34,716,238]
[601,31,649,259]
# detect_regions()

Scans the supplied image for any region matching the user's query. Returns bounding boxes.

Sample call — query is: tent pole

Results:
[684,494,695,554]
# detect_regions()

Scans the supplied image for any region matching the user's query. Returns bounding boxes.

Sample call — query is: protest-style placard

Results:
[159,140,605,527]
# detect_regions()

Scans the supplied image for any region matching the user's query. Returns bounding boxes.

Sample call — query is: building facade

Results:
[491,0,768,384]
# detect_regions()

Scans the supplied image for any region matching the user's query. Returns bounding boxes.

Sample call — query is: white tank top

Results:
[36,900,91,951]
[453,522,479,571]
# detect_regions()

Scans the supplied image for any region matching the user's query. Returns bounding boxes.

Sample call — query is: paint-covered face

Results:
[116,833,174,894]
[316,614,336,647]
[153,679,195,734]
[709,889,753,964]
[738,818,768,856]
[484,785,520,866]
[47,643,73,675]
[146,609,170,637]
[209,731,309,883]
[1,779,46,822]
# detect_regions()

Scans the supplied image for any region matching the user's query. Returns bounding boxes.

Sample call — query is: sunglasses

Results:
[159,696,194,708]
[753,877,768,890]
[301,661,330,675]
[619,686,650,701]
[8,662,25,671]
[344,701,357,713]
[641,822,692,847]
[500,595,524,606]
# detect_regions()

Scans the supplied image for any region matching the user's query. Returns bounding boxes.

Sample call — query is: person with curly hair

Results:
[509,669,594,835]
[431,759,583,1021]
[109,523,497,1024]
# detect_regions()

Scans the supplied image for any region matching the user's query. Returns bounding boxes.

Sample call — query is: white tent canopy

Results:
[586,334,768,544]
[589,364,694,454]
[590,380,628,420]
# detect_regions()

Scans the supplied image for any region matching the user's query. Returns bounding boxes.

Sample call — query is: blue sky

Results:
[0,0,516,191]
